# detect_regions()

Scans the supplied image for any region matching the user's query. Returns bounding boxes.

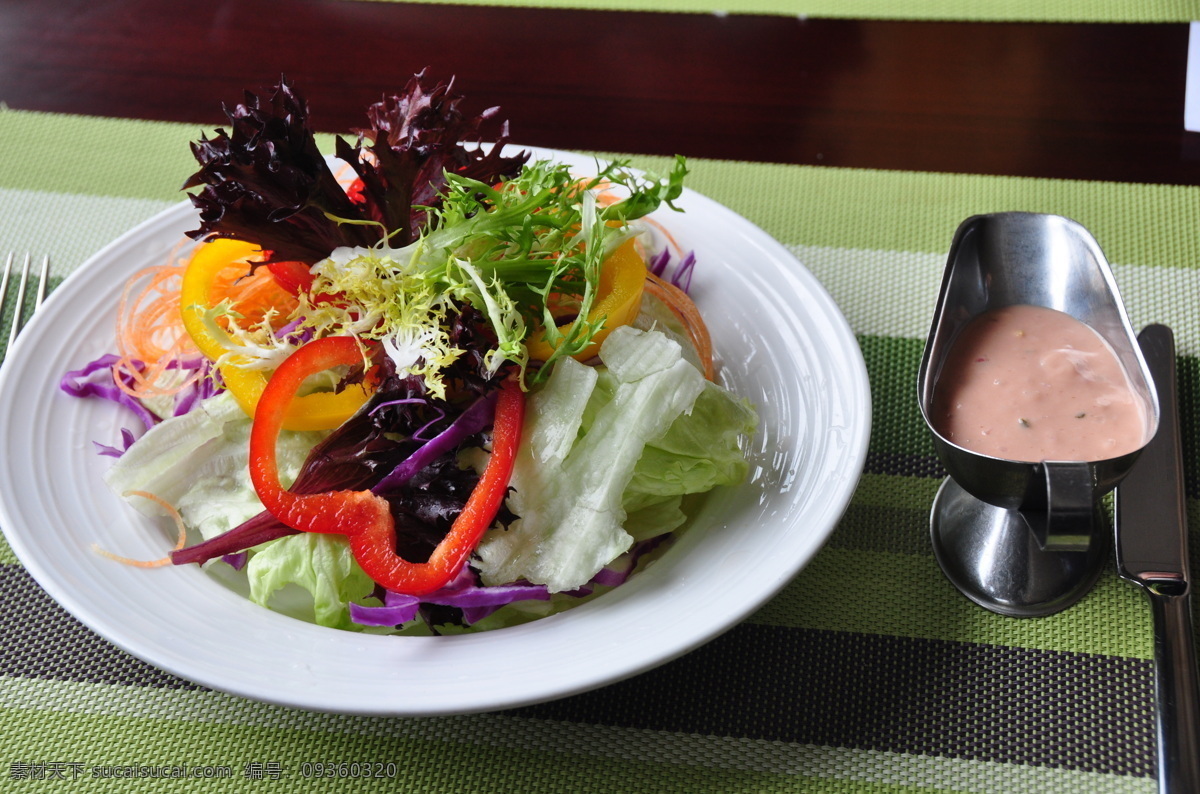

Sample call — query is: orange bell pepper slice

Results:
[526,238,646,363]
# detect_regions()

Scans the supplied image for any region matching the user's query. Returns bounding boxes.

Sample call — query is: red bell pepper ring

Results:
[248,335,525,596]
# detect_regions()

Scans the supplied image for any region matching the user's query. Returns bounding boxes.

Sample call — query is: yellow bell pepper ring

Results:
[526,238,647,363]
[180,239,371,431]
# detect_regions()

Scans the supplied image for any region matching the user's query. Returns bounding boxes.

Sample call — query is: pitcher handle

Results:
[1031,461,1095,552]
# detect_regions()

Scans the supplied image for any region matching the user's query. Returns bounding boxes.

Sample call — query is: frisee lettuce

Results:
[292,156,689,395]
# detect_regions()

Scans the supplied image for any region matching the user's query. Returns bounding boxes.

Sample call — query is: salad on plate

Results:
[64,73,758,635]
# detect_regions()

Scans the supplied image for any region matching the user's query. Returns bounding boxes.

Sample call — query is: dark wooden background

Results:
[1,0,1196,185]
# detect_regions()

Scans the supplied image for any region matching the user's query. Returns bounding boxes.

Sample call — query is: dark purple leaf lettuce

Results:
[183,80,370,263]
[338,73,529,245]
[184,72,528,261]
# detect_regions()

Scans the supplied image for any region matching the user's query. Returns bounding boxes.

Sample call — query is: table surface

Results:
[3,0,1198,185]
[1,2,1198,793]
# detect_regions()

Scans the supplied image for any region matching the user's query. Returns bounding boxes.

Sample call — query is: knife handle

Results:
[1146,586,1200,793]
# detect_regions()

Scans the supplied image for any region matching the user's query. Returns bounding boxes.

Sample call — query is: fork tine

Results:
[6,253,32,352]
[0,252,13,315]
[34,254,49,309]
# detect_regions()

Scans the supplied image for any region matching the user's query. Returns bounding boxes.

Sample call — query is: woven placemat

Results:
[1,107,1196,793]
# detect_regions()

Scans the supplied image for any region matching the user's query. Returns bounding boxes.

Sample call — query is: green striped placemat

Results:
[1,108,1195,793]
[355,0,1200,23]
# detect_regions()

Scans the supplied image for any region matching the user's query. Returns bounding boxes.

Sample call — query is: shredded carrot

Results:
[113,260,203,399]
[112,244,298,401]
[644,272,715,381]
[92,490,188,568]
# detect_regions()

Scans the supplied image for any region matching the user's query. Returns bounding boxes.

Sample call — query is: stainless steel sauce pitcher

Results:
[918,212,1158,617]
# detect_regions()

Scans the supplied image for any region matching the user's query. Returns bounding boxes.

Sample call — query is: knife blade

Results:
[1114,323,1200,794]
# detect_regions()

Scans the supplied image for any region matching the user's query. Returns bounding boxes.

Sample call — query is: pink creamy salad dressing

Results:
[931,304,1150,463]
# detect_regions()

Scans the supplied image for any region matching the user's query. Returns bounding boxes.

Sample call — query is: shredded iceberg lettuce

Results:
[105,392,324,541]
[103,392,373,627]
[246,533,375,631]
[475,326,755,593]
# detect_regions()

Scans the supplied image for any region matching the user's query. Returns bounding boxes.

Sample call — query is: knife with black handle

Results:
[1114,324,1200,794]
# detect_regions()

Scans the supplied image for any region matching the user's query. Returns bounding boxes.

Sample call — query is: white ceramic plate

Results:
[0,149,870,715]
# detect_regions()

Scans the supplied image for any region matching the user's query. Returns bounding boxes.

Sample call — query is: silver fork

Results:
[0,253,50,355]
